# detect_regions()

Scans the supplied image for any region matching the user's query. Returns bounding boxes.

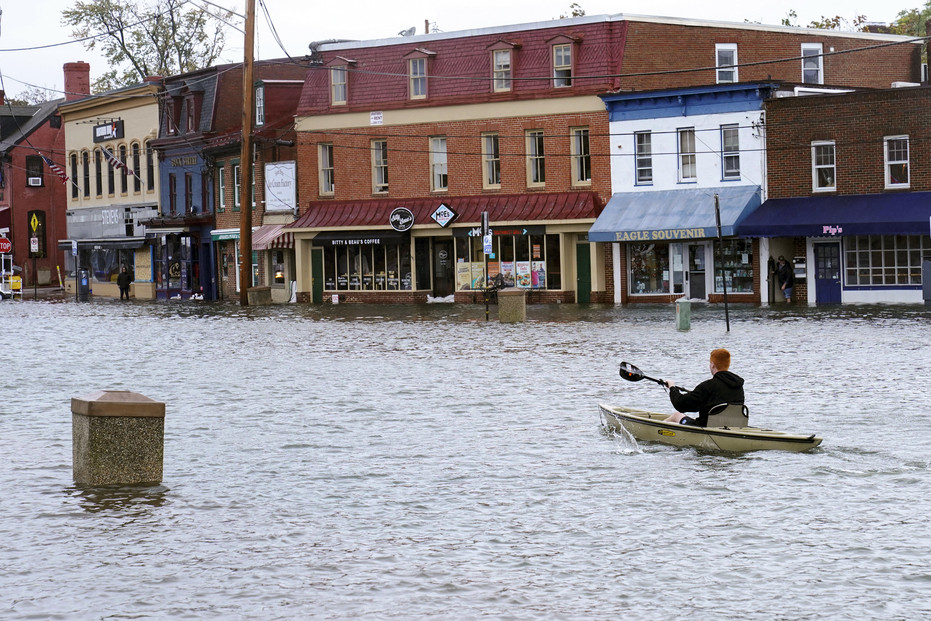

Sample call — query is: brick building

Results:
[288,13,923,305]
[739,86,931,304]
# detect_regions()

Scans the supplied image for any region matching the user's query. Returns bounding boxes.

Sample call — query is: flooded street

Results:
[2,299,930,620]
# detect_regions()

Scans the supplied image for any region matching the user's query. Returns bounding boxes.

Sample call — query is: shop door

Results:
[576,242,591,304]
[814,243,842,304]
[432,239,454,297]
[311,247,324,303]
[686,243,706,299]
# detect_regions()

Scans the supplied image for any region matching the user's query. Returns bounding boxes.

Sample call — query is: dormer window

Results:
[488,40,519,93]
[255,85,265,126]
[548,35,579,88]
[404,48,435,100]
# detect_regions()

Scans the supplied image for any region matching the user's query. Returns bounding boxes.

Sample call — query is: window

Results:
[317,143,335,195]
[119,145,128,193]
[372,140,388,194]
[812,141,835,191]
[234,164,242,210]
[802,43,823,84]
[107,150,115,195]
[635,132,653,185]
[553,44,572,87]
[482,133,501,188]
[255,85,265,126]
[526,130,545,186]
[716,44,738,83]
[93,150,102,195]
[410,58,427,99]
[25,155,44,186]
[493,50,511,92]
[217,166,226,211]
[132,143,141,192]
[184,173,193,212]
[430,136,447,191]
[82,151,90,197]
[714,239,754,293]
[846,234,930,286]
[146,141,155,191]
[571,127,591,185]
[678,128,696,182]
[70,153,78,198]
[721,124,740,179]
[168,173,177,214]
[629,243,671,294]
[884,136,909,188]
[331,66,347,105]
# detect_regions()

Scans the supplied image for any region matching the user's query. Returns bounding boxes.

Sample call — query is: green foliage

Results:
[61,0,234,92]
[8,86,56,105]
[559,2,586,19]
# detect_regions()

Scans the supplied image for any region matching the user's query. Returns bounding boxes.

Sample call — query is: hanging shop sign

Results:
[93,120,124,143]
[390,207,414,232]
[430,203,457,227]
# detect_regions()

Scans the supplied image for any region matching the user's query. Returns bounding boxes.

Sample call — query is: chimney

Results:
[63,62,91,101]
[0,90,5,106]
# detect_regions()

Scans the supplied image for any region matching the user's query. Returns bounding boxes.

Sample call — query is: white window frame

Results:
[716,43,738,83]
[430,136,447,192]
[493,50,512,92]
[319,143,335,195]
[330,66,347,105]
[526,129,545,186]
[553,44,572,87]
[811,140,836,192]
[802,43,824,85]
[678,128,697,182]
[482,132,501,189]
[571,127,591,186]
[884,135,909,188]
[233,164,241,209]
[635,131,652,185]
[721,124,740,180]
[217,166,226,211]
[255,86,265,126]
[410,58,427,99]
[372,139,388,194]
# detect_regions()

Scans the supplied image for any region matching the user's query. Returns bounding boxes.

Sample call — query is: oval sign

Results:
[389,207,414,232]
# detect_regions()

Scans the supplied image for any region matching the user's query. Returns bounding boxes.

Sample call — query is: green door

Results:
[311,247,324,303]
[576,242,591,304]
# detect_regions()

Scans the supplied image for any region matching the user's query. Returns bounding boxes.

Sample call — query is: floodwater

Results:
[2,298,930,620]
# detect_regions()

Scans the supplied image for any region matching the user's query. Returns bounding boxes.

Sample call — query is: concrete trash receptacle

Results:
[675,298,691,331]
[498,287,527,323]
[71,390,166,486]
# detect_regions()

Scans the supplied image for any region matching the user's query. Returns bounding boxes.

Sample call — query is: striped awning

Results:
[252,224,294,250]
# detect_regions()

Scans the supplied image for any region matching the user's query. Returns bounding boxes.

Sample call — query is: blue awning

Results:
[589,186,762,243]
[738,192,931,238]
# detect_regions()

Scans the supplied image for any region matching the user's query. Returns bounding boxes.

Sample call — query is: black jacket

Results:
[117,271,131,288]
[668,371,745,427]
[776,262,794,288]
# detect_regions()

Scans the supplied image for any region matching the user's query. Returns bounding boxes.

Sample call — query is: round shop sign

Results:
[389,207,414,232]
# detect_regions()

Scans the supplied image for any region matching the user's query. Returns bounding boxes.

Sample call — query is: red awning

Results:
[252,224,294,250]
[288,192,603,230]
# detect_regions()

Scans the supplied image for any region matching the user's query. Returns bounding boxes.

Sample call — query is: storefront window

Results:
[453,233,561,289]
[271,250,286,285]
[846,234,930,286]
[629,243,670,294]
[714,239,754,293]
[321,242,412,291]
[80,247,134,283]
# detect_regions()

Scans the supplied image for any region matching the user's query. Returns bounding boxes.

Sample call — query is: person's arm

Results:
[669,380,711,413]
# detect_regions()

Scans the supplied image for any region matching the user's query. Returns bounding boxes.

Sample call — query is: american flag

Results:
[104,148,142,180]
[41,154,70,184]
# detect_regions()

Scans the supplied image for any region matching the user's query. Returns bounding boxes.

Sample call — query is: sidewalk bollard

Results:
[675,298,691,331]
[71,390,166,486]
[497,288,527,323]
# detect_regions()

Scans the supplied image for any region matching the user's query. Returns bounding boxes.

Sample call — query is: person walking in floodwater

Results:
[775,256,794,303]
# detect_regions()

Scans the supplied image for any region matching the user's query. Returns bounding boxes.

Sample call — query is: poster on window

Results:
[531,261,546,288]
[457,262,472,290]
[471,262,485,289]
[516,261,531,288]
[500,261,515,287]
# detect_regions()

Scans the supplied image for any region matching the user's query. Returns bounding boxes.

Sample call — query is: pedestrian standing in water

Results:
[117,266,131,300]
[775,256,794,303]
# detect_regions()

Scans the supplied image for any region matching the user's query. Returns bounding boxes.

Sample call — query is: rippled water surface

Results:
[2,299,930,620]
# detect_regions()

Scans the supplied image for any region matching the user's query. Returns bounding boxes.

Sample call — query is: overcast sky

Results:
[0,0,919,99]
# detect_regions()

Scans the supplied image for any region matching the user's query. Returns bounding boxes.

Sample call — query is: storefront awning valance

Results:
[312,229,408,246]
[57,237,146,250]
[210,228,241,241]
[589,186,762,243]
[252,224,294,250]
[736,192,931,238]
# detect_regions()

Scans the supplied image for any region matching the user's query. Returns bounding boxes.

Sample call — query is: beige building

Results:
[59,63,162,299]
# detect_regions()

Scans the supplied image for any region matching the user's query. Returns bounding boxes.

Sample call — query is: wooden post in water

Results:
[239,0,256,306]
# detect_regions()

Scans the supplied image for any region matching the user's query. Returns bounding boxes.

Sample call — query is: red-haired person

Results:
[663,348,745,426]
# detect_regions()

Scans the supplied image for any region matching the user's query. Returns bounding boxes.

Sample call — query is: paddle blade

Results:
[619,361,644,382]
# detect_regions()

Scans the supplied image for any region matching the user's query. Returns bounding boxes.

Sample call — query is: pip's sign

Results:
[0,237,11,254]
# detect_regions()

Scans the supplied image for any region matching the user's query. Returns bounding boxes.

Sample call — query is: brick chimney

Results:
[63,62,91,101]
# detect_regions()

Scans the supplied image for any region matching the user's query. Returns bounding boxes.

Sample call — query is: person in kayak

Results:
[663,348,745,426]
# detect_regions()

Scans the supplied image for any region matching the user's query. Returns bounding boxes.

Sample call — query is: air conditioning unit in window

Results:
[27,177,42,186]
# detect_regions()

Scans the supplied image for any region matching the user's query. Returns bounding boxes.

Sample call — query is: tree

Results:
[8,86,56,106]
[62,0,234,92]
[559,3,586,19]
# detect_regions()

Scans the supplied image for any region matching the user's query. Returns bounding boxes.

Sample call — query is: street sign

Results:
[72,240,78,257]
[30,237,39,253]
[0,237,11,254]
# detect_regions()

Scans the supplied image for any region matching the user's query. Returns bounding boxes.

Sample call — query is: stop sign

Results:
[0,237,11,254]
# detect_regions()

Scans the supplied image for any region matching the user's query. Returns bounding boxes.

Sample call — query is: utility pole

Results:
[714,193,731,332]
[239,0,256,306]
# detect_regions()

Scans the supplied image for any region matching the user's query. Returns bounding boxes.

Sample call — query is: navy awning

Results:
[737,192,931,238]
[589,186,761,243]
